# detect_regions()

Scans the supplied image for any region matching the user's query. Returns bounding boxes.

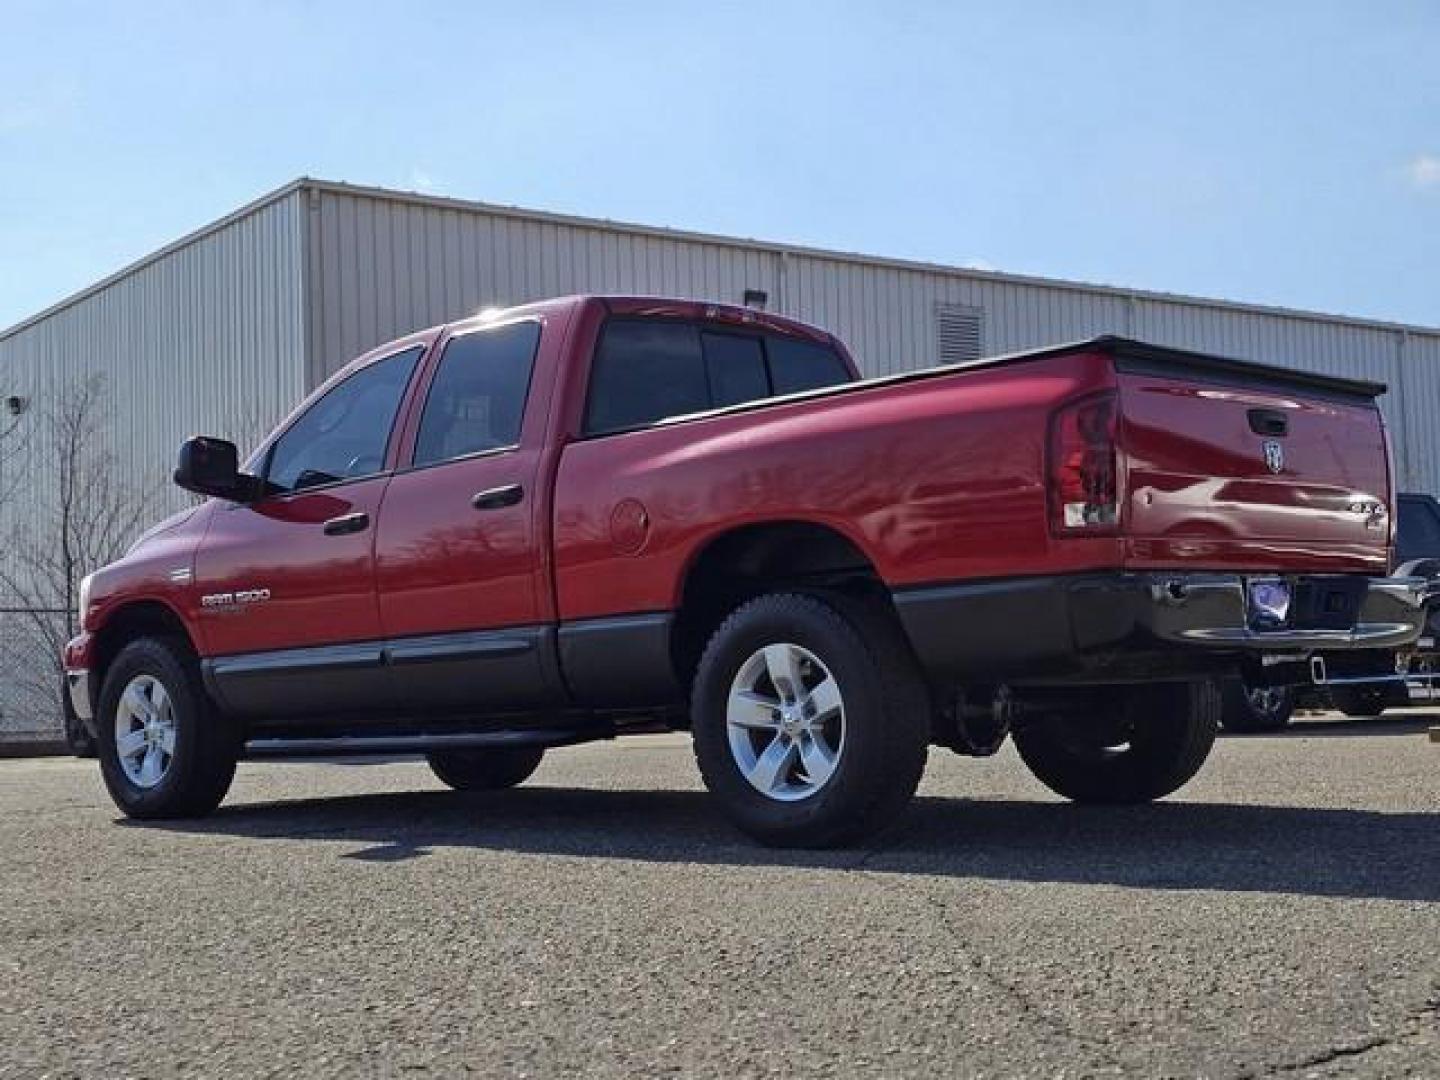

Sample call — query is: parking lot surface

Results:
[2,715,1437,1078]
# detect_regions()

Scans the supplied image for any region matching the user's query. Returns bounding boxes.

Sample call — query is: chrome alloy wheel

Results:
[725,643,845,802]
[114,674,176,789]
[1245,684,1285,718]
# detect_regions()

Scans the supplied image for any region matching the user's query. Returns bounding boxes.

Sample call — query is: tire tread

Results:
[427,746,545,791]
[96,636,239,819]
[691,590,929,848]
[1014,681,1219,804]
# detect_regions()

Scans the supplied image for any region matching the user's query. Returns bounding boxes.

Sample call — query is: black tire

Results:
[427,746,545,791]
[1013,680,1220,804]
[1329,685,1395,719]
[691,591,930,849]
[1218,679,1294,733]
[61,674,97,758]
[95,637,241,819]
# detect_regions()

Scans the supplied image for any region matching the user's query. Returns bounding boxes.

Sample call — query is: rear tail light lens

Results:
[1050,392,1119,533]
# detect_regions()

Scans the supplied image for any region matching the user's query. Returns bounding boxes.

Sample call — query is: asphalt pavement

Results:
[2,714,1437,1078]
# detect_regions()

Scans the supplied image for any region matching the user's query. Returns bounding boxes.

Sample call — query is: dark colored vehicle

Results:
[63,297,1429,846]
[1218,678,1299,733]
[1220,492,1440,731]
[1326,492,1440,718]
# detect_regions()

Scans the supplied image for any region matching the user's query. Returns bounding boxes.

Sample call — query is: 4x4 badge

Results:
[1262,440,1284,474]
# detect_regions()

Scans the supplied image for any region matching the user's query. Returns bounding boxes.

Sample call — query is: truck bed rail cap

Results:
[1079,335,1386,399]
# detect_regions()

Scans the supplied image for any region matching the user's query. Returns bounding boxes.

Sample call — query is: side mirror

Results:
[174,436,260,502]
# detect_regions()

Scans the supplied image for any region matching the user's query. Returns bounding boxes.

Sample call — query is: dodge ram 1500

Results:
[65,295,1428,846]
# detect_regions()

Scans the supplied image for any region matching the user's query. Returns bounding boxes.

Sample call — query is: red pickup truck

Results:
[64,295,1427,846]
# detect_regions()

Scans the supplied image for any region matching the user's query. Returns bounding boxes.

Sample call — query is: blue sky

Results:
[1,0,1436,330]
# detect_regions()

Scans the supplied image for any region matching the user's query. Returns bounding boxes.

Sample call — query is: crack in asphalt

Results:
[1251,991,1439,1077]
[847,826,1108,1058]
[851,821,1440,1080]
[1261,1036,1389,1076]
[907,876,1110,1053]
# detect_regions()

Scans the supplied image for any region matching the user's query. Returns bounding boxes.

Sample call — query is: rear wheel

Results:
[427,746,545,791]
[1013,681,1220,804]
[96,637,240,819]
[691,591,930,848]
[1219,679,1294,733]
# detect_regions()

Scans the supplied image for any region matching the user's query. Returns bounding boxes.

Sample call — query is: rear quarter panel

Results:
[552,352,1120,619]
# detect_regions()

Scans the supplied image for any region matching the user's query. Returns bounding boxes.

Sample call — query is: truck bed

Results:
[553,334,1393,627]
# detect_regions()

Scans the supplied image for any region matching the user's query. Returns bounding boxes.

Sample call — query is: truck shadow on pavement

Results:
[145,789,1440,904]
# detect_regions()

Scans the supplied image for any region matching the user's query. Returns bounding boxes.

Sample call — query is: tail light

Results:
[1378,409,1398,557]
[1050,391,1119,533]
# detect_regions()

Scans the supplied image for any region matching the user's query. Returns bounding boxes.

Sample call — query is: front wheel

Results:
[427,746,545,791]
[96,637,240,819]
[1013,681,1220,804]
[691,591,930,849]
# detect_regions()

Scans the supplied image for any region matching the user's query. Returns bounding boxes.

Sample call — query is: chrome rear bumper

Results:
[1144,575,1429,652]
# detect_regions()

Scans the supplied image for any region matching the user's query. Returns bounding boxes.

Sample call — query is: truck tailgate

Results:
[1118,365,1391,573]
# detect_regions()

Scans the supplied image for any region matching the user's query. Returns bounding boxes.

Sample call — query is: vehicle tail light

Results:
[1050,392,1119,533]
[1378,410,1398,555]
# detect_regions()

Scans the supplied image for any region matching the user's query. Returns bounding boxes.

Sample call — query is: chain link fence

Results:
[0,608,68,744]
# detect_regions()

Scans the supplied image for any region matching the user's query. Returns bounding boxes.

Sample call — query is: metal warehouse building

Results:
[3,176,1440,732]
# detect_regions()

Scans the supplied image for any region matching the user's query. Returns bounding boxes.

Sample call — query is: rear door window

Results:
[413,321,540,466]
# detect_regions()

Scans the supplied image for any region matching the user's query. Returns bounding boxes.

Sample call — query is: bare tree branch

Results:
[1,377,279,729]
[1,375,154,711]
[0,393,30,513]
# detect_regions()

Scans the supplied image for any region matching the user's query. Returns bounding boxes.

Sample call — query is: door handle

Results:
[472,484,524,511]
[322,511,370,536]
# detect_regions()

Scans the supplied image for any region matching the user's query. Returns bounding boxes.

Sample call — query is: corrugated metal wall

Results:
[0,190,308,508]
[0,190,308,735]
[3,177,1439,737]
[0,178,1435,570]
[307,183,1440,492]
[304,187,781,385]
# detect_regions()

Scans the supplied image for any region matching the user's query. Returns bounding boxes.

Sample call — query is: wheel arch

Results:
[92,599,198,694]
[669,519,893,692]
